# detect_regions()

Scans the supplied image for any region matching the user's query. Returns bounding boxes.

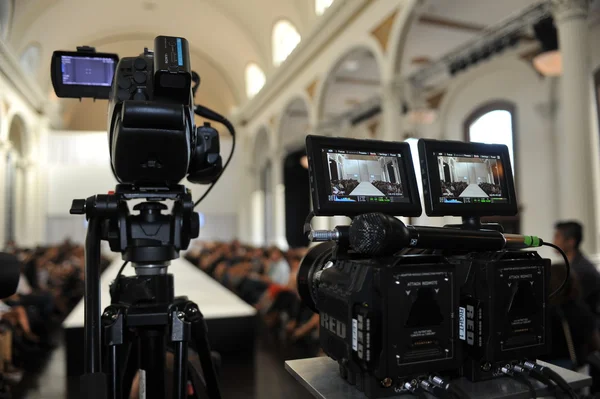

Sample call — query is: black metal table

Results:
[285,357,592,399]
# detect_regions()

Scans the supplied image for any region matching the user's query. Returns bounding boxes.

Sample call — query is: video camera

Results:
[298,135,554,398]
[51,35,223,188]
[51,36,236,399]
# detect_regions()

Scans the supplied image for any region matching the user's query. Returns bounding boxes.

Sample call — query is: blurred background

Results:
[1,0,600,398]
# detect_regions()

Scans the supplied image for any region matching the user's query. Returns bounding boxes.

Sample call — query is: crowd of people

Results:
[330,179,359,196]
[0,240,110,395]
[477,182,502,196]
[184,241,322,357]
[440,180,469,197]
[371,180,403,196]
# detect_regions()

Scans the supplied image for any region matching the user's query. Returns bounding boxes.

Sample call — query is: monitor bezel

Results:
[418,139,518,217]
[306,135,422,217]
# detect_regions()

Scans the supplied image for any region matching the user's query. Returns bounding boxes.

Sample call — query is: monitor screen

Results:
[434,151,508,205]
[306,135,422,217]
[418,139,517,217]
[322,148,410,205]
[60,55,115,86]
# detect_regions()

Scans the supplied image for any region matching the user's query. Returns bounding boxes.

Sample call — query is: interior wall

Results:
[47,131,243,244]
[435,55,559,253]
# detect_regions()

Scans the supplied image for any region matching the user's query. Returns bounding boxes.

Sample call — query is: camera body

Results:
[458,251,551,381]
[299,136,552,398]
[52,36,222,187]
[303,246,460,397]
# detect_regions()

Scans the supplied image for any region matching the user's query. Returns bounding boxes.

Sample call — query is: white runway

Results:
[63,257,257,329]
[349,182,385,196]
[458,184,489,198]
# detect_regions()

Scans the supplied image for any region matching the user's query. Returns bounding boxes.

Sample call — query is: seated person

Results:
[553,221,600,316]
[540,265,600,370]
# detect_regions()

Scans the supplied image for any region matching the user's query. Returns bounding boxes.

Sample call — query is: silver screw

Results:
[177,311,185,319]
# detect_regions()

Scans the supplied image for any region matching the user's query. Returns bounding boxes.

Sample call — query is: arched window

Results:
[315,0,334,16]
[272,20,301,67]
[464,101,519,232]
[20,43,42,76]
[245,63,266,99]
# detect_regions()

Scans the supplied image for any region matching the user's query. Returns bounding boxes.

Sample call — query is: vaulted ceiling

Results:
[2,0,316,130]
[1,0,571,131]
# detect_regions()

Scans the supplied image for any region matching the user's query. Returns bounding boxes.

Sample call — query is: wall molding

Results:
[0,38,46,113]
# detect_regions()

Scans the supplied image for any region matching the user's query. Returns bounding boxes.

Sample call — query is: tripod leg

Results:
[171,311,190,399]
[138,328,167,399]
[185,303,222,399]
[103,305,126,399]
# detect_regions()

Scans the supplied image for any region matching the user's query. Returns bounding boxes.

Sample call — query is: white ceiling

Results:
[401,0,543,77]
[2,0,314,130]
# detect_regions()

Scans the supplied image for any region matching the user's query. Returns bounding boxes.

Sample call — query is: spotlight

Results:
[492,38,506,54]
[468,52,481,66]
[480,45,493,61]
[533,17,561,76]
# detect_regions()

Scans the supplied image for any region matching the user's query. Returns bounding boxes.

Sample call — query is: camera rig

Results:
[297,136,560,398]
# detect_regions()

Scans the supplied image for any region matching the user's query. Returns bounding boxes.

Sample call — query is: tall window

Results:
[315,0,334,15]
[245,63,266,99]
[272,20,301,67]
[464,101,519,233]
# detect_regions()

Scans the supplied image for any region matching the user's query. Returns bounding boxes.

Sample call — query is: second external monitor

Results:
[418,139,518,217]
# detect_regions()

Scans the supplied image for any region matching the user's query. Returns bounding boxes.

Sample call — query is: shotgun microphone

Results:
[348,213,542,256]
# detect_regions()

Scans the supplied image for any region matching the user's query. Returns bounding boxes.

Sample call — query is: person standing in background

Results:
[553,221,600,316]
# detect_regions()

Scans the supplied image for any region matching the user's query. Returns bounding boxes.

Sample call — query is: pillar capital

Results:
[551,0,589,22]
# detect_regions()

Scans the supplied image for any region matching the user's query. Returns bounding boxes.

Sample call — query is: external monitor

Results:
[418,139,518,217]
[305,135,422,217]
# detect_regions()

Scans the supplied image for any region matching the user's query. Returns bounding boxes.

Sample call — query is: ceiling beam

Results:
[334,76,381,86]
[418,14,486,33]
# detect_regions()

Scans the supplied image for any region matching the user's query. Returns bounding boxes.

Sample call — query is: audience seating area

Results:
[330,179,359,196]
[371,180,403,196]
[184,241,322,358]
[0,241,110,396]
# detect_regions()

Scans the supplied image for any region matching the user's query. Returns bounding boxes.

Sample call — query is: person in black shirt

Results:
[553,221,600,316]
[540,264,600,370]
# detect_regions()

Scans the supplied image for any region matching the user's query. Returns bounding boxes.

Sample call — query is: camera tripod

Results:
[71,184,221,399]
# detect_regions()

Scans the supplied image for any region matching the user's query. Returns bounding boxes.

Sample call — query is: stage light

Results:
[533,17,561,76]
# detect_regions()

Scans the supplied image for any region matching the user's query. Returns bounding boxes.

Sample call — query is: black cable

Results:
[514,364,558,395]
[523,361,579,399]
[193,105,236,208]
[542,242,570,298]
[115,261,129,280]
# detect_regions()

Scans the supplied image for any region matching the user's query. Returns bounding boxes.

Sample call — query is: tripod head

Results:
[71,184,199,274]
[71,184,214,399]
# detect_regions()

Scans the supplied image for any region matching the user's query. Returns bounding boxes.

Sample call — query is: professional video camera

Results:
[297,135,567,398]
[51,36,235,399]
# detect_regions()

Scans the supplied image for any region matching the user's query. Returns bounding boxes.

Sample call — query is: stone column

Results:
[269,150,288,249]
[380,81,404,142]
[551,0,597,253]
[0,142,9,246]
